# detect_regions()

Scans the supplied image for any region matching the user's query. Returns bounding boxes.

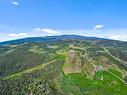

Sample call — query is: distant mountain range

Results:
[0,35,111,45]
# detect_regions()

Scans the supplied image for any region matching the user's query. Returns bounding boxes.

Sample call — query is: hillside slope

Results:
[0,35,127,95]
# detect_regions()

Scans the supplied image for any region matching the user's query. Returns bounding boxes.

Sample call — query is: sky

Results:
[0,0,127,41]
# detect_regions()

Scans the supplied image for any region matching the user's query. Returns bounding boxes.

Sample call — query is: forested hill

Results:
[0,35,110,45]
[0,35,127,95]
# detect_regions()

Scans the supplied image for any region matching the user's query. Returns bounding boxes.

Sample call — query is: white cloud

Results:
[12,1,19,6]
[8,33,18,37]
[109,35,127,41]
[1,27,127,42]
[33,28,59,34]
[8,33,27,37]
[94,24,104,29]
[41,28,59,34]
[105,29,127,41]
[0,33,27,42]
[33,28,41,31]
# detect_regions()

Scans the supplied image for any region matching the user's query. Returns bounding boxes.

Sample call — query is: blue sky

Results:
[0,0,127,41]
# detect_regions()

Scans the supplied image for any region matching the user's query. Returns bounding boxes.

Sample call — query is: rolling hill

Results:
[0,35,127,95]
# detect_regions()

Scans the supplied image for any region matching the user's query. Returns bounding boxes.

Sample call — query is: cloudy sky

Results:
[0,0,127,41]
